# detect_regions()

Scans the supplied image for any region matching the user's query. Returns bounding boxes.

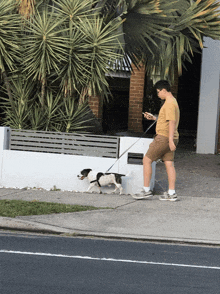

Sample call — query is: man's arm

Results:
[169,120,176,151]
[143,112,157,121]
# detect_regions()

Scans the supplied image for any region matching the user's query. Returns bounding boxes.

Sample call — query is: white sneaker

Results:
[159,192,178,201]
[132,189,153,200]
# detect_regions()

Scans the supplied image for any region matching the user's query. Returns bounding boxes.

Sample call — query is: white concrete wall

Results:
[197,37,220,154]
[118,136,156,194]
[0,127,155,194]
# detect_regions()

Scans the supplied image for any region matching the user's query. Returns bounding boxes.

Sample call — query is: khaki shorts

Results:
[145,134,179,162]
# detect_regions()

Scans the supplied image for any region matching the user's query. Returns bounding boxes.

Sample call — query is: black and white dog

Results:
[77,168,126,194]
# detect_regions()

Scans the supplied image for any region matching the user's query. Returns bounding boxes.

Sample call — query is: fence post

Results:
[0,127,10,151]
[0,127,10,184]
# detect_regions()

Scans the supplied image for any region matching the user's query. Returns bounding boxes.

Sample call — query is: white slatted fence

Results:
[9,129,120,158]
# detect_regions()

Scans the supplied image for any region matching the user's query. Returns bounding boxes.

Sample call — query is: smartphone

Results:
[143,112,153,117]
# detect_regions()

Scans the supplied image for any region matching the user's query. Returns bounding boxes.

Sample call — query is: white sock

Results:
[168,189,175,195]
[143,186,150,192]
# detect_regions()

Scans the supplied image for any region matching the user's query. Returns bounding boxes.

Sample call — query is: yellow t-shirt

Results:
[156,97,180,139]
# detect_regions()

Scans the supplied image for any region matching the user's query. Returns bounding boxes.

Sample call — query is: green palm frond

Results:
[44,90,63,131]
[160,0,220,76]
[78,15,124,97]
[52,0,95,22]
[29,101,46,130]
[1,75,36,129]
[59,98,95,133]
[23,9,68,81]
[58,17,92,96]
[0,0,20,73]
[22,7,69,105]
[97,0,220,79]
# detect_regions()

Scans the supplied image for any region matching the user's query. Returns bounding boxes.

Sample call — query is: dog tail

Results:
[125,171,133,177]
[106,172,132,177]
[118,171,133,177]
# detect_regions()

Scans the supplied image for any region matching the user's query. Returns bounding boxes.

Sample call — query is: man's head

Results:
[154,80,171,100]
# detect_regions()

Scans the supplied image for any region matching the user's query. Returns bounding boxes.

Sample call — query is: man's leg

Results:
[132,155,153,199]
[143,155,153,188]
[164,160,176,191]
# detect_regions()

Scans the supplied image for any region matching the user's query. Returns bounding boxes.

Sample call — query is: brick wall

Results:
[128,64,145,132]
[88,95,103,122]
[88,66,179,135]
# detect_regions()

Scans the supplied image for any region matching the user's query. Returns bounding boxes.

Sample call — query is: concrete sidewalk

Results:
[0,147,220,245]
[0,187,220,245]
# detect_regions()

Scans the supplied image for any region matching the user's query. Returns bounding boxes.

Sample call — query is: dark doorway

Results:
[102,77,130,134]
[177,52,202,134]
[176,52,202,149]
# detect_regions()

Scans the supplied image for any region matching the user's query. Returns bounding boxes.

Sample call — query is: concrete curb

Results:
[1,217,220,246]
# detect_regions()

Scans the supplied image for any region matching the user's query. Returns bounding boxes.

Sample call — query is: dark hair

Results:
[154,80,171,92]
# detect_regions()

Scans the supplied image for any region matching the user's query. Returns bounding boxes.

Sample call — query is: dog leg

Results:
[87,184,102,194]
[112,186,119,194]
[112,183,123,195]
[118,185,123,195]
[87,184,94,193]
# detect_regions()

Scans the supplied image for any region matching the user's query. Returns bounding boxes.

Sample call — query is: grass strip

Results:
[0,199,104,218]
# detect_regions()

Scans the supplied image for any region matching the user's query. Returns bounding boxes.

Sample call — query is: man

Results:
[134,80,180,201]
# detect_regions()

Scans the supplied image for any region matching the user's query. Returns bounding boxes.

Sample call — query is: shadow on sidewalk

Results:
[154,136,220,198]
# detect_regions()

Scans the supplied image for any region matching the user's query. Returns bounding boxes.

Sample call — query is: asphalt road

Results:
[1,232,220,294]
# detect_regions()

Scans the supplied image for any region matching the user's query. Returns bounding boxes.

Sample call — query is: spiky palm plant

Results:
[1,77,95,132]
[59,97,95,133]
[76,15,124,98]
[0,0,21,108]
[1,75,36,129]
[28,90,94,132]
[52,0,123,98]
[53,0,95,22]
[3,0,220,133]
[95,0,220,79]
[22,7,68,107]
[52,0,96,98]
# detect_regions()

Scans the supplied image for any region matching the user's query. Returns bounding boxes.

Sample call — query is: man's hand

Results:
[169,120,176,151]
[143,112,157,121]
[169,140,176,152]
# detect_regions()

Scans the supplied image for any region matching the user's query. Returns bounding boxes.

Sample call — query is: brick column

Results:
[88,95,103,123]
[128,63,145,132]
